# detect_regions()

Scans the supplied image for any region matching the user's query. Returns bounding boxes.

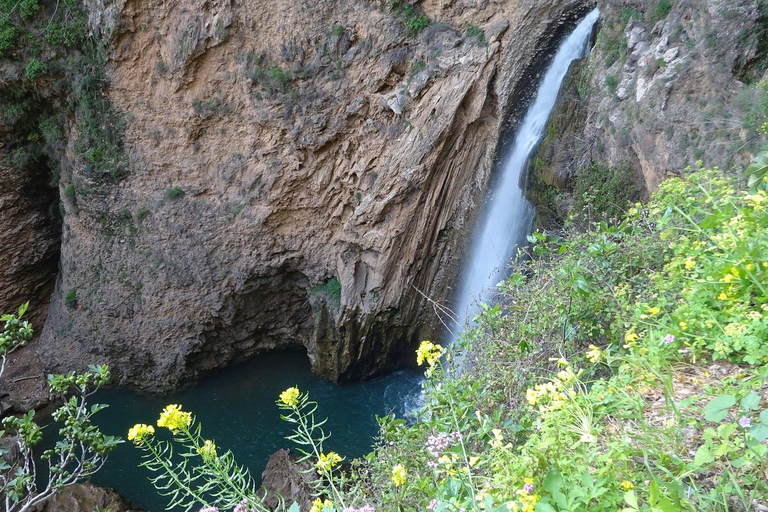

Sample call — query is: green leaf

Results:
[750,423,768,442]
[287,503,301,512]
[703,394,735,422]
[624,490,639,509]
[745,151,768,189]
[535,503,557,512]
[760,409,768,424]
[740,392,761,411]
[694,445,713,466]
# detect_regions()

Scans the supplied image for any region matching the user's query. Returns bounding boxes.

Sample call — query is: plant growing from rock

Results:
[0,364,121,512]
[0,303,33,378]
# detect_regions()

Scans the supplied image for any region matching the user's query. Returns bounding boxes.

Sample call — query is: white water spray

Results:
[451,9,600,339]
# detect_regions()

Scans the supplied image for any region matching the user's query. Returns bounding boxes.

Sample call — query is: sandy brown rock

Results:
[30,0,595,391]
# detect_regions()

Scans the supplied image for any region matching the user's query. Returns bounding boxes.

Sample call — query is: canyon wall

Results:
[2,0,594,391]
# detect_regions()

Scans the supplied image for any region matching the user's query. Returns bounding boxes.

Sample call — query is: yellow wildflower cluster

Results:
[279,387,300,408]
[316,451,342,473]
[620,480,634,491]
[198,439,217,460]
[127,423,155,445]
[157,404,192,433]
[391,464,407,486]
[509,479,539,512]
[525,366,580,413]
[745,190,766,210]
[309,498,334,512]
[416,340,444,367]
[585,344,602,364]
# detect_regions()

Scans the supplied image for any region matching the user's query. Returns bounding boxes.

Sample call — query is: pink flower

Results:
[427,499,439,510]
[738,416,752,429]
[664,334,675,345]
[199,507,219,512]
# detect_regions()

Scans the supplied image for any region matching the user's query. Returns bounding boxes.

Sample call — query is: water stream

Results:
[43,10,600,510]
[450,9,600,337]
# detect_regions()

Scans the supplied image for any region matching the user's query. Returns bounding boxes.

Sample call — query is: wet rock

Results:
[31,483,142,512]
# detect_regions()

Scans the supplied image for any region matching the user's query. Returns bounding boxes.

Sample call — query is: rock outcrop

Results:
[13,0,596,391]
[31,482,142,512]
[260,449,314,511]
[529,0,767,220]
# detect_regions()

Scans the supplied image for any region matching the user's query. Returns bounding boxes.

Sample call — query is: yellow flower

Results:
[647,306,660,315]
[316,451,342,472]
[391,464,407,486]
[624,332,639,343]
[718,292,728,300]
[279,387,301,408]
[198,439,217,460]
[684,257,696,270]
[640,347,648,355]
[585,344,601,363]
[309,499,333,512]
[416,340,444,367]
[620,480,634,490]
[157,404,192,433]
[679,321,688,331]
[127,423,155,445]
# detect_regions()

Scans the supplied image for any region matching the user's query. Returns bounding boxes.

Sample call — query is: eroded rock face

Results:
[532,0,765,204]
[30,0,594,391]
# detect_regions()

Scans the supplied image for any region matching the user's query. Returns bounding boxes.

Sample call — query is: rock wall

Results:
[529,0,767,220]
[2,0,597,392]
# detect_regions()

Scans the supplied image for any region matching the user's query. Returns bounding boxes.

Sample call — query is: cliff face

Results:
[530,0,767,223]
[7,0,594,390]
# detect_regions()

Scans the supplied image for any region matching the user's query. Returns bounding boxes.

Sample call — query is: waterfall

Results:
[450,9,600,340]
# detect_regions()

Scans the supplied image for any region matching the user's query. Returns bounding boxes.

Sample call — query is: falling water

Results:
[451,9,600,338]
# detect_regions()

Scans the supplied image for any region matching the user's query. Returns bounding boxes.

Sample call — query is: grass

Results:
[463,24,487,46]
[648,0,673,25]
[64,288,77,308]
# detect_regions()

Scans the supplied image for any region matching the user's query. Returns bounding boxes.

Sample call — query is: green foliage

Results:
[463,24,487,46]
[334,164,767,512]
[572,161,643,223]
[24,57,46,80]
[136,207,151,221]
[604,73,619,93]
[1,308,119,512]
[63,183,75,197]
[648,0,673,25]
[390,1,430,36]
[64,288,77,308]
[312,277,342,309]
[408,59,426,80]
[165,187,185,200]
[330,24,346,37]
[0,303,33,378]
[249,63,293,95]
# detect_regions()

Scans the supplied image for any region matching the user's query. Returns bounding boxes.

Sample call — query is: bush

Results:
[572,161,643,222]
[24,58,46,80]
[463,24,487,46]
[64,288,77,307]
[648,0,673,25]
[165,186,185,199]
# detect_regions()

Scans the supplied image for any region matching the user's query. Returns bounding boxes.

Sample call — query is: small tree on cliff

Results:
[0,306,121,512]
[0,302,33,379]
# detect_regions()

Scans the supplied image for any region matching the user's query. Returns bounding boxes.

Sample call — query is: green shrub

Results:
[64,184,75,197]
[136,207,150,221]
[312,277,342,309]
[165,187,184,199]
[331,24,346,37]
[64,288,77,307]
[604,73,619,93]
[572,161,642,222]
[25,58,46,80]
[649,0,673,25]
[390,1,430,36]
[463,24,487,46]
